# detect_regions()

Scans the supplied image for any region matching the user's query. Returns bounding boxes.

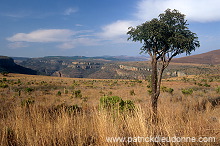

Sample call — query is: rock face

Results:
[0,56,15,67]
[0,56,37,75]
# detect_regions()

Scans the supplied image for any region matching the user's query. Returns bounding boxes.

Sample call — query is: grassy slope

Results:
[0,73,219,145]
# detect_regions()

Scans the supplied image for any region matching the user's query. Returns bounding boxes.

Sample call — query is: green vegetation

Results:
[182,88,194,95]
[0,83,8,88]
[161,86,174,94]
[25,87,34,93]
[73,90,82,98]
[216,86,220,94]
[57,91,62,96]
[99,96,135,113]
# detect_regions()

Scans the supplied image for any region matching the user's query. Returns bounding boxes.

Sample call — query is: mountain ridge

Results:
[0,56,37,75]
[172,49,220,65]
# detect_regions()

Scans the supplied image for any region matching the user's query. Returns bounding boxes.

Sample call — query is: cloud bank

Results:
[136,0,220,22]
[99,0,220,43]
[98,20,137,42]
[7,29,76,43]
[7,29,98,49]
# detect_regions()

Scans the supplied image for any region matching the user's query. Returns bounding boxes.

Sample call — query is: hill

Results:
[0,56,37,75]
[16,56,151,79]
[172,49,220,65]
[15,54,220,80]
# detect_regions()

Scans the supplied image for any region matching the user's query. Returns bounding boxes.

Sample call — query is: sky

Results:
[0,0,220,57]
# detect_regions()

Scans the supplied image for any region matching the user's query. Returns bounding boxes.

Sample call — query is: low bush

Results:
[216,86,220,94]
[57,91,62,96]
[182,88,193,95]
[99,96,135,113]
[0,83,8,88]
[161,86,174,94]
[73,90,82,98]
[25,87,34,93]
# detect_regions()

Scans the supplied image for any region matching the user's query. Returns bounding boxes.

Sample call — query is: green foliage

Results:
[0,83,8,88]
[99,96,135,113]
[119,100,136,112]
[216,86,220,94]
[182,88,193,95]
[161,86,174,94]
[73,90,82,98]
[130,80,142,83]
[203,83,211,87]
[17,79,21,84]
[3,78,7,82]
[25,87,34,93]
[57,91,62,96]
[147,89,152,95]
[127,9,200,57]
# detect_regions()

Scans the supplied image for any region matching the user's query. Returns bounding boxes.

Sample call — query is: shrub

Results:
[203,83,211,87]
[216,86,220,94]
[73,90,82,98]
[25,88,34,94]
[182,88,193,95]
[197,83,203,86]
[99,96,135,113]
[119,100,135,112]
[147,89,152,95]
[161,86,174,94]
[57,91,62,96]
[166,88,174,94]
[17,79,21,84]
[0,83,8,88]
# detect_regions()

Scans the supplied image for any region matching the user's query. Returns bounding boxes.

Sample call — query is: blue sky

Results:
[1,0,220,57]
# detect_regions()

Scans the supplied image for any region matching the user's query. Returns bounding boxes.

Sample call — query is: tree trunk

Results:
[151,55,159,123]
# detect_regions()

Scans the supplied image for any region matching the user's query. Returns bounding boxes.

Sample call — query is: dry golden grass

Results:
[0,73,219,145]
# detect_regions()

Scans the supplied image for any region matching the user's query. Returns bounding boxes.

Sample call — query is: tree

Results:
[127,9,200,122]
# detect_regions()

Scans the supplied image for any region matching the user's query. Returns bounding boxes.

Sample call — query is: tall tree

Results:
[127,9,200,122]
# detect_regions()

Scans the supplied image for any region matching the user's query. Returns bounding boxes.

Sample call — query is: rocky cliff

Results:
[0,56,37,75]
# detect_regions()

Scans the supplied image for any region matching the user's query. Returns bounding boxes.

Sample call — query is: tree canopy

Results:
[127,9,200,64]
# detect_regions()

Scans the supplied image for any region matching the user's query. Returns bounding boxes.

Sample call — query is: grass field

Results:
[0,73,219,145]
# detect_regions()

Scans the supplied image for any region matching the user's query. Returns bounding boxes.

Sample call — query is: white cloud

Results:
[136,0,220,22]
[64,7,78,15]
[7,29,76,43]
[7,29,100,50]
[98,20,137,42]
